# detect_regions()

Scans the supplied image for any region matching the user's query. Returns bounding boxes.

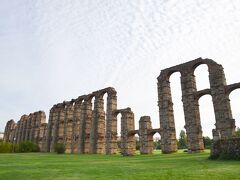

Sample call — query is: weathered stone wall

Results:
[22,87,122,154]
[3,111,46,149]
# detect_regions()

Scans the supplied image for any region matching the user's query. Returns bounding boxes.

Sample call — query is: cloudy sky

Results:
[1,0,240,137]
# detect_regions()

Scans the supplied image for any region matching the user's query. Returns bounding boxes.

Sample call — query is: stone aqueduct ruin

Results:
[3,58,240,155]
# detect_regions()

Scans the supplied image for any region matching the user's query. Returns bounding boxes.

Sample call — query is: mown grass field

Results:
[0,150,240,180]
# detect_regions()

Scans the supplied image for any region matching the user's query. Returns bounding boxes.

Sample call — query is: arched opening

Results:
[116,113,121,153]
[91,97,95,111]
[135,133,140,154]
[229,89,240,131]
[198,95,215,148]
[103,93,108,142]
[153,132,161,153]
[194,64,210,91]
[169,72,185,146]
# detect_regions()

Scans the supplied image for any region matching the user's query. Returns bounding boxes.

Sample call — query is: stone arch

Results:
[78,94,94,154]
[157,70,181,153]
[112,108,135,156]
[226,83,240,96]
[192,59,235,140]
[195,89,211,101]
[100,87,118,155]
[86,87,118,154]
[158,58,236,153]
[191,58,219,71]
[138,116,161,154]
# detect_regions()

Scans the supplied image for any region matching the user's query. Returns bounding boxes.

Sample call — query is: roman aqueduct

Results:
[3,58,240,155]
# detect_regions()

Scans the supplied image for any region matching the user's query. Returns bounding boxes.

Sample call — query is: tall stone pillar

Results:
[39,123,47,152]
[64,102,74,153]
[139,116,153,154]
[10,123,16,143]
[21,115,28,142]
[121,108,135,156]
[78,101,86,153]
[158,72,178,153]
[209,64,235,139]
[181,70,204,152]
[15,121,21,144]
[34,111,46,145]
[78,97,92,154]
[63,102,68,148]
[84,98,93,153]
[90,92,105,154]
[72,97,84,153]
[105,90,118,154]
[18,116,26,143]
[11,124,17,144]
[17,118,22,143]
[46,107,55,152]
[3,120,15,142]
[57,104,66,144]
[24,114,32,141]
[29,113,34,142]
[50,104,61,152]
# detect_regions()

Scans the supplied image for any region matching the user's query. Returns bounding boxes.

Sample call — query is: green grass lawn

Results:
[0,150,240,180]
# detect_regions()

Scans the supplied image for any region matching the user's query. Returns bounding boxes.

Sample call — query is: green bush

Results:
[54,143,65,154]
[0,142,12,153]
[0,141,39,153]
[13,144,20,153]
[18,141,39,153]
[203,136,213,149]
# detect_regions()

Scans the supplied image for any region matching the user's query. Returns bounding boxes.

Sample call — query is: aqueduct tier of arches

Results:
[4,87,144,155]
[158,58,240,153]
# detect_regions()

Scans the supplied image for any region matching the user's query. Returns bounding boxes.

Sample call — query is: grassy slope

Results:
[0,150,240,180]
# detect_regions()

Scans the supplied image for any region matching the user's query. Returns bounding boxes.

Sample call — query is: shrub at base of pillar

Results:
[210,138,240,160]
